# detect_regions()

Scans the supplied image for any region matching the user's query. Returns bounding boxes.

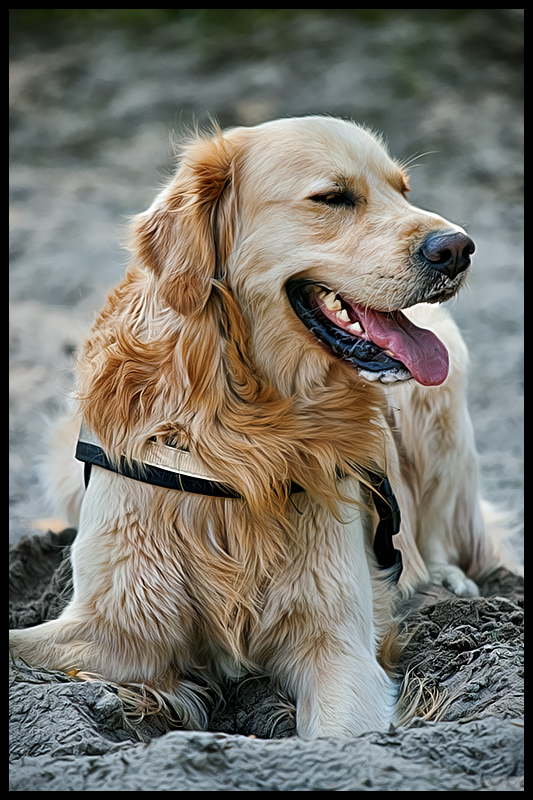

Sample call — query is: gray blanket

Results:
[10,529,523,791]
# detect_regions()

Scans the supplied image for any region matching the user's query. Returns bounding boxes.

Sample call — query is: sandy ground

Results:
[9,11,523,553]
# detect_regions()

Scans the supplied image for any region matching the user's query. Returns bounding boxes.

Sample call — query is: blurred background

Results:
[9,10,523,552]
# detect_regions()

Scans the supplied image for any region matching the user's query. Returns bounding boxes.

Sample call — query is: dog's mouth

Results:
[286,279,449,386]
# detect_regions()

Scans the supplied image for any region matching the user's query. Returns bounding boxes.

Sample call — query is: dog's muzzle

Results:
[286,278,450,386]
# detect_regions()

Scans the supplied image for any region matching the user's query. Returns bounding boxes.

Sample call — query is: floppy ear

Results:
[131,130,237,315]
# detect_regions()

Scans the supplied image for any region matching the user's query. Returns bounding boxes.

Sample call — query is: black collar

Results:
[75,435,402,582]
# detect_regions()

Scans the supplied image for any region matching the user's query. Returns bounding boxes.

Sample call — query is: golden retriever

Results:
[10,116,506,738]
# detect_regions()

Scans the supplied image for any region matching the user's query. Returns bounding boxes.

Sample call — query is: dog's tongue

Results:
[357,306,449,386]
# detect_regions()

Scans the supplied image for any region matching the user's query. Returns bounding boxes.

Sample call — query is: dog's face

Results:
[133,116,474,394]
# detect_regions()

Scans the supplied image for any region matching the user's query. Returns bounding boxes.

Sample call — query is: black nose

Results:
[420,232,475,279]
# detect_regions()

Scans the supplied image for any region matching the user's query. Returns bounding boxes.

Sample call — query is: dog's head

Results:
[131,116,474,393]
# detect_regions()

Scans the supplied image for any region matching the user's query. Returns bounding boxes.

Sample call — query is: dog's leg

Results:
[9,469,208,729]
[388,305,502,596]
[284,638,397,739]
[252,488,397,738]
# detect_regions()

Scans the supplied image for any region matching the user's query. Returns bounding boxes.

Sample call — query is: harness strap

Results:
[77,438,243,499]
[76,428,402,581]
[363,471,402,578]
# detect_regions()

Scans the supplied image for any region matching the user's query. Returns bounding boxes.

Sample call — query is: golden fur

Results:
[10,116,506,737]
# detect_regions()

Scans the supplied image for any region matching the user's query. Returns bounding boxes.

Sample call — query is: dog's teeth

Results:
[323,292,342,311]
[337,308,350,322]
[349,321,363,333]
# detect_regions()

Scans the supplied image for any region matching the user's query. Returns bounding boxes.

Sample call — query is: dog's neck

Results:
[75,422,402,581]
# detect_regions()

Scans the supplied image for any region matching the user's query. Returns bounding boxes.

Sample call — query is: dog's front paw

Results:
[428,564,479,597]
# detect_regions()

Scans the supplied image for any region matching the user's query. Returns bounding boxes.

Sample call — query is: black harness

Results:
[76,434,402,582]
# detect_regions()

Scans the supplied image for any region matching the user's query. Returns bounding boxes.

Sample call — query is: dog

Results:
[10,116,507,738]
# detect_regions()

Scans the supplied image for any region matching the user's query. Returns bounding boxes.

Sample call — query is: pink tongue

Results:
[356,306,449,386]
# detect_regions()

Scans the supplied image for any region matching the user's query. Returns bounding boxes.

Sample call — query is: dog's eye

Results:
[310,191,356,208]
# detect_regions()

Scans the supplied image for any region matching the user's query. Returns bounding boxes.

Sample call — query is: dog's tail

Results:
[37,410,85,530]
[466,498,523,582]
[480,498,523,575]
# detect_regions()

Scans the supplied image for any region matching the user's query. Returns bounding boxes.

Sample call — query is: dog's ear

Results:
[131,130,237,315]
